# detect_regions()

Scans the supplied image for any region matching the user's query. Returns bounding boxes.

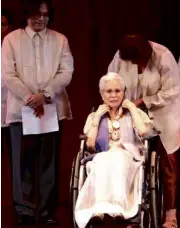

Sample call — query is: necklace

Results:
[109,119,120,141]
[111,119,120,129]
[110,130,120,141]
[108,108,124,141]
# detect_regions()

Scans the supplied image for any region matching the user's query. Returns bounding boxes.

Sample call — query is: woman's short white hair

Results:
[99,72,125,92]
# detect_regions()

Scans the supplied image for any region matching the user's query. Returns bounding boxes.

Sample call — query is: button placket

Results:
[33,33,42,85]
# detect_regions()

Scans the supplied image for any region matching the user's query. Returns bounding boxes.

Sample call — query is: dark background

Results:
[1,0,180,227]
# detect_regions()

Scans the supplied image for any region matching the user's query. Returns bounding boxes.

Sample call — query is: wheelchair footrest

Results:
[118,206,141,224]
[88,205,142,226]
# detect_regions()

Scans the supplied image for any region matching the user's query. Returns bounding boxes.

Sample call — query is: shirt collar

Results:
[25,26,47,39]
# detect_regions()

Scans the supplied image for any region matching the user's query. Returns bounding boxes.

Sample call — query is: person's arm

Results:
[122,99,152,137]
[84,104,109,150]
[2,36,32,103]
[143,51,180,109]
[43,37,74,100]
[1,78,7,104]
[107,50,121,73]
[83,112,99,150]
[133,98,144,107]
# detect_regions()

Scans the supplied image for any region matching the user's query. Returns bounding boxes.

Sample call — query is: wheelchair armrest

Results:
[79,134,87,155]
[78,134,97,161]
[81,153,96,165]
[143,127,161,140]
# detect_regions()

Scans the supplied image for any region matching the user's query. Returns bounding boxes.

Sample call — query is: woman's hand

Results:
[95,104,110,118]
[122,99,136,110]
[92,104,110,126]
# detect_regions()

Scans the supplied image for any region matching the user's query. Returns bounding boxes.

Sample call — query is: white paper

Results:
[22,103,59,135]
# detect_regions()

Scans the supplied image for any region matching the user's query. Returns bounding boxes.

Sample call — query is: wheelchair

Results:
[70,134,164,228]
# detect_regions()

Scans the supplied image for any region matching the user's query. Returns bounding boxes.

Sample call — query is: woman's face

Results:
[101,80,124,109]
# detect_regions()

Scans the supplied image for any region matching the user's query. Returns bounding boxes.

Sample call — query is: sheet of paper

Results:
[22,103,59,135]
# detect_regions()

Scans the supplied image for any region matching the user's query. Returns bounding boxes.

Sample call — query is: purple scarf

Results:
[95,116,109,152]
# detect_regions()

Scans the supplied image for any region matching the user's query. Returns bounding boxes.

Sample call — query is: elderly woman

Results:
[75,72,153,228]
[108,34,180,228]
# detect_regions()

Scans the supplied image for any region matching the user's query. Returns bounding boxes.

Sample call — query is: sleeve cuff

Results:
[43,87,55,100]
[142,96,151,109]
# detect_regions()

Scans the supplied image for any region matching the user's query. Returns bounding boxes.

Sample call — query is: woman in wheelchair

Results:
[75,72,154,228]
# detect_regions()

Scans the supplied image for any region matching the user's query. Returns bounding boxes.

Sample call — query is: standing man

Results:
[2,0,74,225]
[1,9,12,42]
[1,9,13,156]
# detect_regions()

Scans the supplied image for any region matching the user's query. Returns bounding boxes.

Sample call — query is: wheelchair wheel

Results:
[140,209,151,228]
[70,151,83,228]
[150,151,164,228]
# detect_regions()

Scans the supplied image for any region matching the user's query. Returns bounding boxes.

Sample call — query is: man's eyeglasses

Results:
[33,12,49,19]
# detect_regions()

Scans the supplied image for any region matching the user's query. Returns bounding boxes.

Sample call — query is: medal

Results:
[112,120,120,129]
[110,120,120,141]
[111,130,120,141]
[108,114,122,142]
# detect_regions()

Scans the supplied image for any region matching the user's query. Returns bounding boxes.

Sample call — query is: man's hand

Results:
[26,92,45,108]
[33,105,44,118]
[133,98,144,107]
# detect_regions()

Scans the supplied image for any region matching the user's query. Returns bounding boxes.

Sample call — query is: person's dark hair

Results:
[1,8,13,25]
[21,0,54,28]
[118,34,152,64]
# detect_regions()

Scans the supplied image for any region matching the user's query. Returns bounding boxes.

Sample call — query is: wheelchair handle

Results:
[79,134,87,140]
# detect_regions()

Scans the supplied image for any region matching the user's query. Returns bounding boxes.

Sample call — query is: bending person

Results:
[108,34,180,228]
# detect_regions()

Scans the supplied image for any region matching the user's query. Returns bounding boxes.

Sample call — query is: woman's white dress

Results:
[75,113,148,228]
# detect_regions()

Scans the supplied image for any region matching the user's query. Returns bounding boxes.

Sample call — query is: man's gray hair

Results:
[99,72,125,92]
